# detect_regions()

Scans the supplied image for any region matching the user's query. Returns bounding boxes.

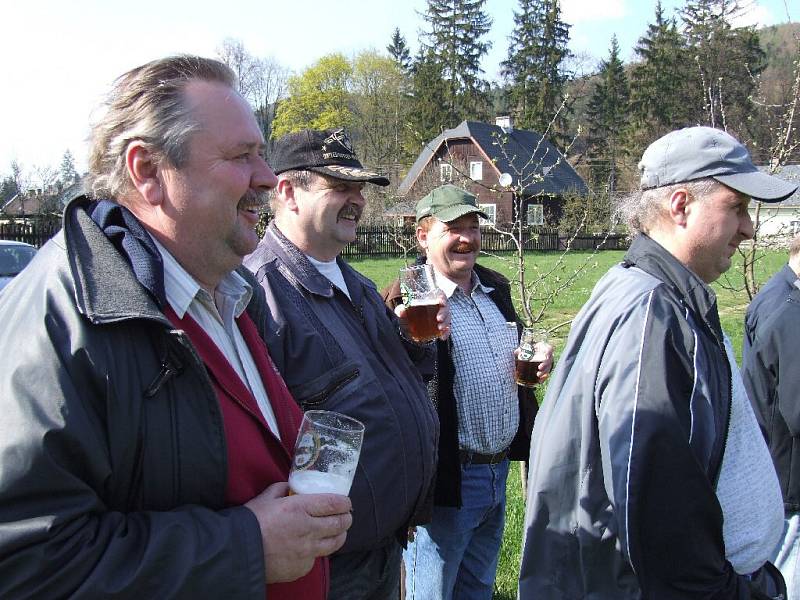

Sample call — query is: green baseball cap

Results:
[415,185,488,223]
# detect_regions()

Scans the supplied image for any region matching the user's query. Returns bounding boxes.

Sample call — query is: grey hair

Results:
[617,178,722,235]
[269,169,315,211]
[86,55,236,200]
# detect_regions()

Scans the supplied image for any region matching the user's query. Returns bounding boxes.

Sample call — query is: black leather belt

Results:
[459,448,508,465]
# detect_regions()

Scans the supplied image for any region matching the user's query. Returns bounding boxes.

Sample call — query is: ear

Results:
[274,177,299,213]
[416,225,428,249]
[667,187,691,227]
[126,142,163,206]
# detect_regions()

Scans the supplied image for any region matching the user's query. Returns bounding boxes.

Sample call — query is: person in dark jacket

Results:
[244,128,446,600]
[519,126,797,599]
[0,55,352,600]
[383,185,553,600]
[742,233,800,597]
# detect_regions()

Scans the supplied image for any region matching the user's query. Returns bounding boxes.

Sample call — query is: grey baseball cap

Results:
[639,126,797,203]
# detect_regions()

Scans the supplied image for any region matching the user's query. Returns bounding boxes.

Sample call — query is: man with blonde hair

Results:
[743,232,800,598]
[520,126,796,598]
[0,56,351,599]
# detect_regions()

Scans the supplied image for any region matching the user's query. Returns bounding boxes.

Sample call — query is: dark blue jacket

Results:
[244,223,439,553]
[743,263,800,513]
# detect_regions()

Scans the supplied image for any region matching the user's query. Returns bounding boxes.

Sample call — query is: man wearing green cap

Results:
[384,184,553,599]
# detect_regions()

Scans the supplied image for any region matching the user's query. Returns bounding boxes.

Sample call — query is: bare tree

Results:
[725,22,800,299]
[216,38,289,147]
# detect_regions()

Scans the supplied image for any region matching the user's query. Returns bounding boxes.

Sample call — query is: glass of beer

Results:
[289,410,365,496]
[515,327,548,388]
[399,264,441,343]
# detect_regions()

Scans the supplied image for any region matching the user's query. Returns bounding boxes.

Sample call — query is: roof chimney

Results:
[495,116,513,133]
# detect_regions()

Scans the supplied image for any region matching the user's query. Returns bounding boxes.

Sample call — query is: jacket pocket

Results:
[289,359,361,411]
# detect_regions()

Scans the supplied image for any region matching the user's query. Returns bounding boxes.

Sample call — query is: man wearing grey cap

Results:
[519,126,797,598]
[244,128,446,599]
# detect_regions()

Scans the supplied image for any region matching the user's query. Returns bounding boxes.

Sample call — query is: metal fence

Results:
[342,225,628,260]
[0,219,628,256]
[0,218,61,248]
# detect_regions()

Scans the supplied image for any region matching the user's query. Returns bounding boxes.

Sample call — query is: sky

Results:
[1,0,794,182]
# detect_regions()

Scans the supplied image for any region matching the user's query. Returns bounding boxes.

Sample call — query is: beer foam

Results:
[289,470,352,495]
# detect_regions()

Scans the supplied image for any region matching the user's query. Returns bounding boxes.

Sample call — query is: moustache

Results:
[338,204,363,221]
[238,189,269,212]
[453,242,477,253]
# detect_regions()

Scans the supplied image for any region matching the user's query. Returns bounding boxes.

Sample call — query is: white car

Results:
[0,240,37,291]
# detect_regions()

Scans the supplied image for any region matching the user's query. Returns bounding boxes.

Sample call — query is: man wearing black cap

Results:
[244,128,446,599]
[519,126,797,599]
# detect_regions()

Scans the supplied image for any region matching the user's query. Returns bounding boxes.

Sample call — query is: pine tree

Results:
[628,2,693,154]
[59,150,78,189]
[418,0,492,126]
[586,35,630,195]
[502,0,571,147]
[630,2,692,129]
[408,48,451,143]
[387,28,412,72]
[680,0,766,133]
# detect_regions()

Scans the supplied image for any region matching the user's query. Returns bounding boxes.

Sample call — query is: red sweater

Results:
[165,305,328,600]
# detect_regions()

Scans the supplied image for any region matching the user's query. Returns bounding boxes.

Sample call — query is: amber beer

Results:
[399,264,441,343]
[515,327,546,387]
[405,300,440,343]
[515,354,542,388]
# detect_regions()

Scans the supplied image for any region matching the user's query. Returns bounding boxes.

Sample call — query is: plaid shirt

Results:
[436,269,519,454]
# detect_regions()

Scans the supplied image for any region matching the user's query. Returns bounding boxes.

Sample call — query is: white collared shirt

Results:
[434,266,519,454]
[153,239,280,438]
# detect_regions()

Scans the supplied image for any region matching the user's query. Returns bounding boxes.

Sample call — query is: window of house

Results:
[440,163,453,182]
[526,204,544,226]
[469,160,483,181]
[791,220,800,236]
[479,203,496,225]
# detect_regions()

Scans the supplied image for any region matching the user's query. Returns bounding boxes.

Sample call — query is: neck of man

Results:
[274,217,341,262]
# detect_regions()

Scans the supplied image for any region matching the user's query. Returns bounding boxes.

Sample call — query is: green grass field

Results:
[348,248,788,599]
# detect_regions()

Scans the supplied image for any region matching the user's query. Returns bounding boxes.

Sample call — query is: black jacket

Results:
[0,197,269,598]
[743,263,800,513]
[520,234,783,599]
[383,261,537,508]
[244,224,439,550]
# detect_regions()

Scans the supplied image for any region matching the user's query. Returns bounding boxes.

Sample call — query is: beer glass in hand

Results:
[399,264,441,343]
[289,410,365,496]
[515,328,548,388]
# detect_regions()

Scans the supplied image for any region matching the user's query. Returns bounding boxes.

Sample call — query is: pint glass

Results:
[400,264,441,343]
[289,410,365,496]
[515,327,548,388]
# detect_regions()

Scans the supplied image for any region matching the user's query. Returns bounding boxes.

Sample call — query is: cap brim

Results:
[714,171,798,203]
[435,205,489,223]
[309,165,390,187]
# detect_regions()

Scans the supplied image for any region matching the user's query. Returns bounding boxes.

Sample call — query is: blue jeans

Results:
[403,458,509,600]
[773,512,800,599]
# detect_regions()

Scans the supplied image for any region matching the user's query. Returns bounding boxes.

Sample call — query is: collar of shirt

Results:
[431,266,494,299]
[151,238,252,320]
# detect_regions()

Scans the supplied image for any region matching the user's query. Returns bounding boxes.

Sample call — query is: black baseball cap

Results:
[271,128,390,186]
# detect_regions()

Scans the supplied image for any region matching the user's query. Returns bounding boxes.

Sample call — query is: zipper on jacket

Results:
[300,368,359,409]
[144,354,185,398]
